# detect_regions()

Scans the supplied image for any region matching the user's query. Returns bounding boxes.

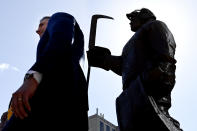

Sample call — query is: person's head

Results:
[126,8,156,32]
[36,16,50,38]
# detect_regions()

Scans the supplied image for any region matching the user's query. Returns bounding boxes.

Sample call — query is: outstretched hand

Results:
[87,46,111,71]
[11,77,38,119]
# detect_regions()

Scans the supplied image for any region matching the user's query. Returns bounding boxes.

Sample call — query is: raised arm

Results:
[87,46,122,76]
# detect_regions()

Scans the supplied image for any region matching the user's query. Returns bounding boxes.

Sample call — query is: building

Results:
[88,109,119,131]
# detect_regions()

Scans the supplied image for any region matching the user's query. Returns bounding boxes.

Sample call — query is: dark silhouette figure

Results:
[87,8,182,131]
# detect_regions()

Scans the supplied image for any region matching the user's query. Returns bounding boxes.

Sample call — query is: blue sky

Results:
[0,0,196,130]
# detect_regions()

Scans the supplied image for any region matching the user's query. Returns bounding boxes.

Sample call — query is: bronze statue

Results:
[87,8,183,131]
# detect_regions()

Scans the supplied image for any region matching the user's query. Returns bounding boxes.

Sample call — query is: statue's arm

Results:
[87,46,122,76]
[142,21,176,96]
[105,55,122,76]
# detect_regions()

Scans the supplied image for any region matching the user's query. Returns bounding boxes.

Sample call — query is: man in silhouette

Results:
[3,13,88,131]
[0,16,50,130]
[87,8,182,131]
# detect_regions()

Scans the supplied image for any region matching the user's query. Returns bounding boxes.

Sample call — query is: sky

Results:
[0,0,196,130]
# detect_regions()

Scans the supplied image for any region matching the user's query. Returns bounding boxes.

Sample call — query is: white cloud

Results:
[11,67,20,72]
[0,63,10,71]
[0,63,20,72]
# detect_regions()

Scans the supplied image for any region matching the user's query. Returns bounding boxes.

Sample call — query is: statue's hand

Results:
[142,63,175,96]
[146,67,164,82]
[87,46,111,71]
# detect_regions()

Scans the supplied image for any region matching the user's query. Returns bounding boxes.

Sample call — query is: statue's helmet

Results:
[126,8,156,22]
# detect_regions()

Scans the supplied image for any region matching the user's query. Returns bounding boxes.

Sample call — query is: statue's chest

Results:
[122,30,148,61]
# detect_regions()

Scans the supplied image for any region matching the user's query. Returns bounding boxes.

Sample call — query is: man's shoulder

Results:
[143,20,168,33]
[146,20,166,28]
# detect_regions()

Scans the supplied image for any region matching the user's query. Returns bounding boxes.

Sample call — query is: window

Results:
[100,121,104,131]
[106,125,110,131]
